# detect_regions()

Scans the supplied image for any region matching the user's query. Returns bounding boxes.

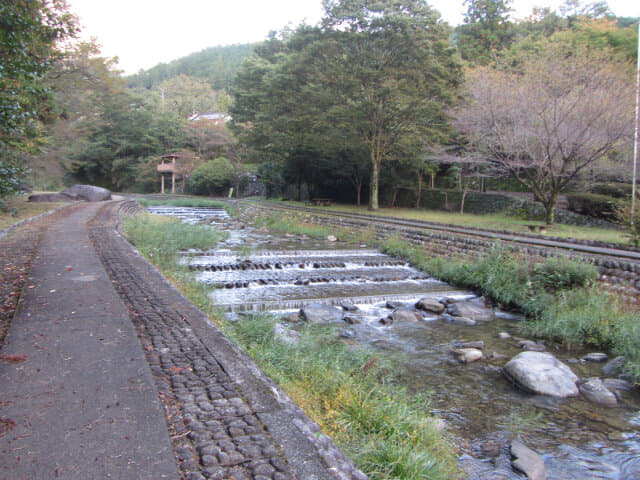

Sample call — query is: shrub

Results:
[565,193,622,221]
[187,157,235,196]
[590,183,633,199]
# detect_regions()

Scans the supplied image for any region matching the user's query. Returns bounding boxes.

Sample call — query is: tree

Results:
[454,45,634,223]
[456,0,514,63]
[0,0,76,196]
[317,0,461,210]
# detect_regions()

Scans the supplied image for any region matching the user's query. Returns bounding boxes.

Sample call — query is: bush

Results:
[187,157,235,196]
[565,193,622,221]
[590,183,633,199]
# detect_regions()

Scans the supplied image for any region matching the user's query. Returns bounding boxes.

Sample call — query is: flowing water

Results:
[150,206,640,479]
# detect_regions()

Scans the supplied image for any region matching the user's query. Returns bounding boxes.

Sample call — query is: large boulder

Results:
[447,297,493,322]
[61,184,112,202]
[300,303,344,324]
[503,352,579,398]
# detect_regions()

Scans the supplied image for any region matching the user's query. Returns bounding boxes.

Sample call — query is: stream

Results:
[148,205,640,479]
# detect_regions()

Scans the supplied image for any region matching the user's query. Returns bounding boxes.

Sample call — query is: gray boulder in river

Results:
[503,352,579,398]
[300,303,344,324]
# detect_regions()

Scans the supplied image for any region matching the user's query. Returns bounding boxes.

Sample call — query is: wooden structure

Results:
[157,153,180,194]
[157,151,200,194]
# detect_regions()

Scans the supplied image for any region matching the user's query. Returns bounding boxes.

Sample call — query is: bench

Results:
[527,225,548,234]
[311,198,334,206]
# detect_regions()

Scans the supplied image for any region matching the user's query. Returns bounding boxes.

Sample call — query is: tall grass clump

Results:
[225,315,459,480]
[522,288,640,380]
[122,213,224,268]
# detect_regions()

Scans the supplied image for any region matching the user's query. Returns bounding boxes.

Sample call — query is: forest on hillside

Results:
[1,0,638,226]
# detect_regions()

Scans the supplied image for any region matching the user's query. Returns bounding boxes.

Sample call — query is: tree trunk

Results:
[295,176,302,201]
[430,173,435,190]
[356,180,362,206]
[460,186,469,214]
[416,174,423,209]
[543,193,558,224]
[369,156,380,210]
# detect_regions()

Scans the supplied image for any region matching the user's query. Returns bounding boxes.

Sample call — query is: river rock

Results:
[579,378,618,406]
[61,184,111,201]
[510,439,547,480]
[390,308,420,323]
[441,313,476,326]
[344,315,362,324]
[327,235,337,242]
[603,378,633,392]
[338,328,357,339]
[518,340,546,352]
[415,297,445,314]
[498,332,512,339]
[386,300,406,309]
[452,340,484,350]
[300,303,344,324]
[503,352,579,398]
[454,348,484,363]
[273,324,301,345]
[582,352,608,363]
[447,299,493,322]
[284,312,301,323]
[339,301,358,312]
[602,356,627,376]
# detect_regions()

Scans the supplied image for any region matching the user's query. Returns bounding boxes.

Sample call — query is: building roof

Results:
[188,112,231,122]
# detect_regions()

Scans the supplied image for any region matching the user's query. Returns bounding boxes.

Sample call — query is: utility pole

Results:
[632,23,639,218]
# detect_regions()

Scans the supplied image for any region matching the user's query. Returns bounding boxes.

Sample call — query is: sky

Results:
[66,0,638,75]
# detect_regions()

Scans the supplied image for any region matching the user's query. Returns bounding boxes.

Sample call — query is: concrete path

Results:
[0,202,178,479]
[0,201,364,480]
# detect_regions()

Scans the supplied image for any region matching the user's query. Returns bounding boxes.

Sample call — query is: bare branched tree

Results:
[454,45,634,223]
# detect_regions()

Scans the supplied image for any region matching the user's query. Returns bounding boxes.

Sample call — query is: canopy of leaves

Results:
[0,0,76,196]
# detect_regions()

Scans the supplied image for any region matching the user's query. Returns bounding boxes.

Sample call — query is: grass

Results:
[261,199,629,245]
[254,213,336,239]
[0,194,69,231]
[122,213,226,269]
[120,211,461,480]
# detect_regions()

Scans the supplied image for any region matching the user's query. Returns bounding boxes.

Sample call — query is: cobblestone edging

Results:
[0,202,78,240]
[89,202,367,480]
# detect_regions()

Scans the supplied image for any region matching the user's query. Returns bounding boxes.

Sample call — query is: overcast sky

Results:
[66,0,637,75]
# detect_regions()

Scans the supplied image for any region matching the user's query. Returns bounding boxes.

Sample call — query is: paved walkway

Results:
[0,201,364,480]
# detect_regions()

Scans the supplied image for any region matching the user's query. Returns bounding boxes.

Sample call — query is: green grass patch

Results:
[255,213,335,239]
[0,193,69,231]
[224,315,459,480]
[122,213,225,268]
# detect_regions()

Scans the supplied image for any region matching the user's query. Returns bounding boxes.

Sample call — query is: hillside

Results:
[126,43,255,91]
